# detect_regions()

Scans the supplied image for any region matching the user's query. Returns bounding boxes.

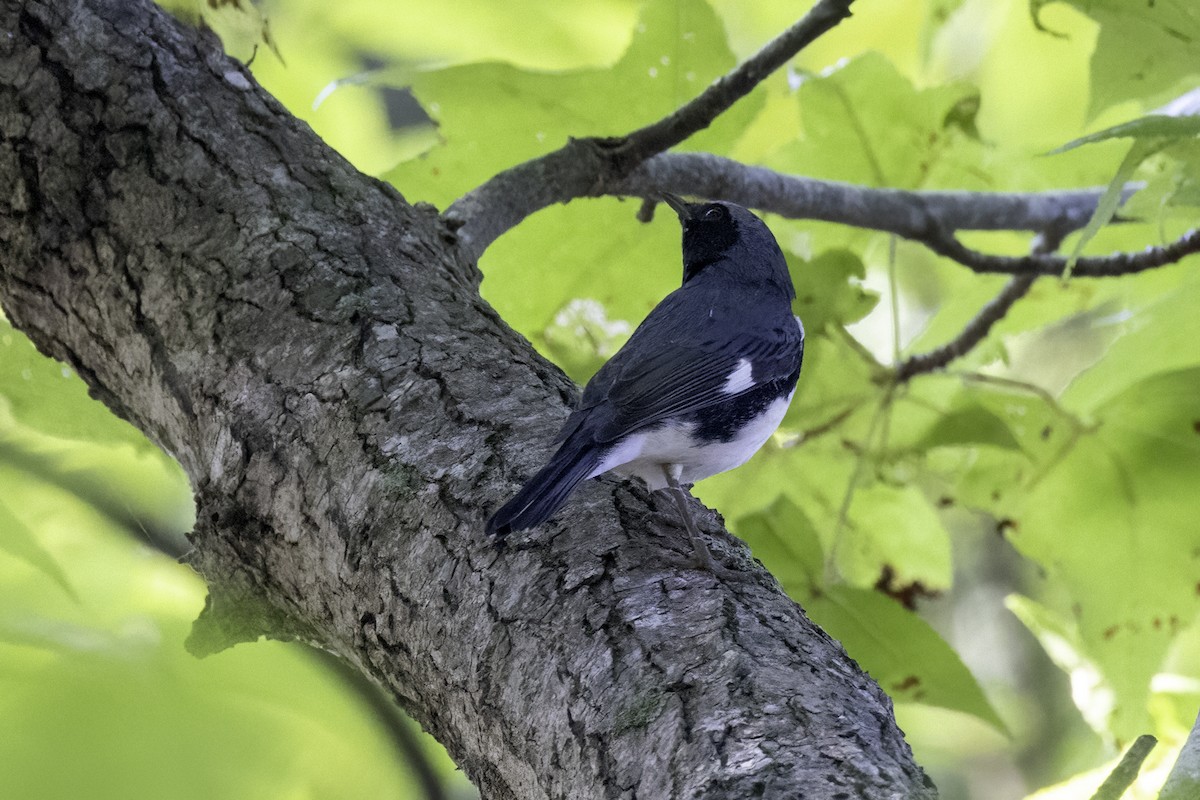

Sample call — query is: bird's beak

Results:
[659,192,694,221]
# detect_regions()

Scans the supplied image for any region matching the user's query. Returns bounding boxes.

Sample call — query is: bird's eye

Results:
[704,205,727,221]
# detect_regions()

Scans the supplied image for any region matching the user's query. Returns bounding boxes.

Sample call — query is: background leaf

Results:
[10,0,1199,797]
[387,0,762,206]
[1009,368,1200,740]
[1051,114,1200,153]
[1052,0,1200,118]
[0,496,76,601]
[0,318,147,448]
[737,500,1004,731]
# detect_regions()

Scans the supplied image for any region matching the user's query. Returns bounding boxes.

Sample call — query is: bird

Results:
[486,194,804,572]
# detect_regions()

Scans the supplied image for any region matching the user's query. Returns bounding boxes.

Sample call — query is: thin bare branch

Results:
[442,1,1192,288]
[921,225,1200,277]
[631,157,1192,281]
[615,0,856,166]
[895,274,1037,381]
[780,403,863,448]
[894,227,1067,381]
[1089,735,1157,800]
[445,2,858,260]
[951,371,1086,433]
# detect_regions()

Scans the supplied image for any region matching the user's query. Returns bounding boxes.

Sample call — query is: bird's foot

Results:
[681,536,750,582]
[650,531,749,582]
[657,465,749,581]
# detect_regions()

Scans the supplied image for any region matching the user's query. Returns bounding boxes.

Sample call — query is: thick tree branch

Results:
[1160,711,1200,800]
[0,1,934,798]
[613,153,1133,238]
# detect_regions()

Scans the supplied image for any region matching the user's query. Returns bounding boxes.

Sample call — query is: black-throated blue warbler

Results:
[487,195,804,571]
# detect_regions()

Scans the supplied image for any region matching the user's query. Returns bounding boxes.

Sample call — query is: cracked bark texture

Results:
[0,1,936,798]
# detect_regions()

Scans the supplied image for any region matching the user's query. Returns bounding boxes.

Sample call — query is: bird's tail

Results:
[486,435,600,542]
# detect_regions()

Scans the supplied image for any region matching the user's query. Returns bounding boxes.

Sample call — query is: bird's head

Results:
[660,194,794,298]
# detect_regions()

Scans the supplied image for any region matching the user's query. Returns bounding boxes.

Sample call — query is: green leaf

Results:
[837,482,953,593]
[275,0,639,72]
[1050,1,1200,117]
[734,499,1004,731]
[0,497,76,601]
[241,0,641,175]
[873,374,1073,516]
[789,249,880,331]
[697,440,831,528]
[1062,139,1161,277]
[1050,114,1200,153]
[957,380,1079,461]
[918,405,1022,451]
[1011,368,1200,739]
[809,587,1006,732]
[732,496,826,596]
[1157,138,1200,208]
[1064,270,1200,411]
[0,319,146,448]
[781,326,882,437]
[387,0,761,206]
[890,375,1083,520]
[766,51,982,189]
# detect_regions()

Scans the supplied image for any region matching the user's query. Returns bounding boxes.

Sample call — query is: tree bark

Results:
[0,1,935,797]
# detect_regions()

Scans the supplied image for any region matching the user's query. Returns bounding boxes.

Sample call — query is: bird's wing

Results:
[572,306,803,444]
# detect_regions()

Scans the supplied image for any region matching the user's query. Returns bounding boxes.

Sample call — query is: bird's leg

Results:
[660,464,724,574]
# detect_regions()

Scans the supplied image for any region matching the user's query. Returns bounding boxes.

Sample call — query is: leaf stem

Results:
[1089,735,1156,800]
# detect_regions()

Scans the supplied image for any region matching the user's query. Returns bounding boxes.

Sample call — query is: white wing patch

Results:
[720,358,755,395]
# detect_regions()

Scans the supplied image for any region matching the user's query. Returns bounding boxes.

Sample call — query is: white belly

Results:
[586,392,794,489]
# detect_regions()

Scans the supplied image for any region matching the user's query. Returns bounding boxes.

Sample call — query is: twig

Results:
[781,403,862,448]
[446,3,858,259]
[894,229,1066,381]
[825,385,897,585]
[896,274,1035,381]
[922,225,1200,277]
[614,0,856,167]
[1089,735,1156,800]
[950,371,1086,433]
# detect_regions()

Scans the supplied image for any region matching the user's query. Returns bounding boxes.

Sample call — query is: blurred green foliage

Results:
[4,0,1200,798]
[0,315,473,800]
